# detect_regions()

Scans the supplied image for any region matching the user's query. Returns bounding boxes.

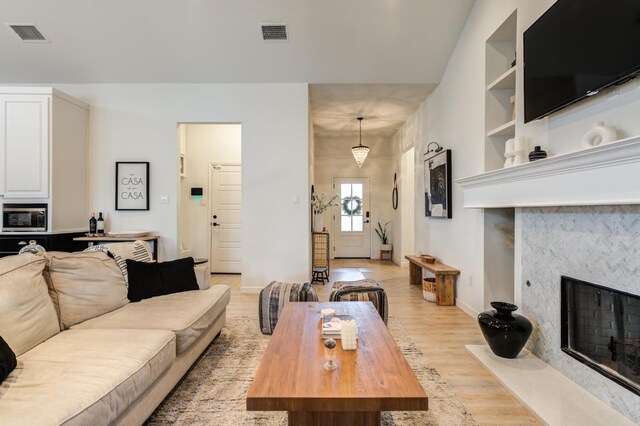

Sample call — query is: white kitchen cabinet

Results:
[0,94,50,198]
[0,87,89,232]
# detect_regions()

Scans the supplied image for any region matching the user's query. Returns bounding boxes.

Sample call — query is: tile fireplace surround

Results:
[520,205,640,421]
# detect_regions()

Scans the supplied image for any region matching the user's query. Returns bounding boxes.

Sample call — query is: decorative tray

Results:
[106,231,151,238]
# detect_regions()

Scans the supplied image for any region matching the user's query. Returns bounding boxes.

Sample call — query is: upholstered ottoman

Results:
[329,279,388,324]
[259,281,318,334]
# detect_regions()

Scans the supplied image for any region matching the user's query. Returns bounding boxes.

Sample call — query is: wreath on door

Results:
[342,196,363,216]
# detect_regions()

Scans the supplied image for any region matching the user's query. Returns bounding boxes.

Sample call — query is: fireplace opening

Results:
[561,276,640,395]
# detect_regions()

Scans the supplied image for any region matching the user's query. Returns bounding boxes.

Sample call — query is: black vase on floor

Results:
[477,302,532,359]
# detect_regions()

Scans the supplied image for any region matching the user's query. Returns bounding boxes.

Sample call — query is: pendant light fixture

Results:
[352,117,370,168]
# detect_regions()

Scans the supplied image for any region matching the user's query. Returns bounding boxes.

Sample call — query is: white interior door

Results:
[210,164,242,273]
[332,177,371,258]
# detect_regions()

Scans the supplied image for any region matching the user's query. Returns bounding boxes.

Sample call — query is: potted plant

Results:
[376,221,392,251]
[311,192,339,232]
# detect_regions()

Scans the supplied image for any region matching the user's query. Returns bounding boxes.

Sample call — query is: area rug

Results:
[146,316,477,425]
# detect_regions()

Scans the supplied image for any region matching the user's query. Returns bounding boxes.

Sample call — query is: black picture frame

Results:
[424,149,452,219]
[115,162,150,211]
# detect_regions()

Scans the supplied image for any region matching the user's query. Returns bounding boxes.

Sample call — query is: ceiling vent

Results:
[261,24,288,42]
[7,24,48,42]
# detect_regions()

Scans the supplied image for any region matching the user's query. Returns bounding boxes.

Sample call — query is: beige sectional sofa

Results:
[0,251,230,426]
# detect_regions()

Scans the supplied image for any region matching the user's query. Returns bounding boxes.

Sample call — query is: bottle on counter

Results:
[89,212,97,235]
[97,212,105,235]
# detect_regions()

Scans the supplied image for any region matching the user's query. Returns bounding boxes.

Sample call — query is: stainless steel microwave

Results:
[2,204,47,232]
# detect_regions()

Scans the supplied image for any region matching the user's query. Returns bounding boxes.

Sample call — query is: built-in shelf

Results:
[483,10,518,309]
[487,120,515,137]
[457,135,640,208]
[487,66,516,91]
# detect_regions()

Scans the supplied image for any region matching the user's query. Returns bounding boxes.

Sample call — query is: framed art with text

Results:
[116,162,149,211]
[424,149,451,218]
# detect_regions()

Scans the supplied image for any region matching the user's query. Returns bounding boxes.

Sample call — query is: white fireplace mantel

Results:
[456,135,640,208]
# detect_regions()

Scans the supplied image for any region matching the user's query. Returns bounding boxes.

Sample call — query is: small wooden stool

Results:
[380,248,393,261]
[311,267,329,285]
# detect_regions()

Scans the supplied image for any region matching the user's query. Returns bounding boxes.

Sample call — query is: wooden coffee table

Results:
[246,302,428,425]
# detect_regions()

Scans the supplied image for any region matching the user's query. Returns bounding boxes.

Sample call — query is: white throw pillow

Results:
[0,254,60,356]
[42,251,128,329]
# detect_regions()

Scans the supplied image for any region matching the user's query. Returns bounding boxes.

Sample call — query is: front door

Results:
[209,164,242,273]
[332,177,371,258]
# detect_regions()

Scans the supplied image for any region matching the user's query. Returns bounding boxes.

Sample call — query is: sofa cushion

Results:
[72,285,230,354]
[126,257,199,302]
[0,328,175,426]
[84,240,153,286]
[0,254,60,356]
[42,251,128,329]
[0,336,16,384]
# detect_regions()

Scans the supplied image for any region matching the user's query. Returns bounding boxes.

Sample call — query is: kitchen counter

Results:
[0,229,86,236]
[0,231,86,257]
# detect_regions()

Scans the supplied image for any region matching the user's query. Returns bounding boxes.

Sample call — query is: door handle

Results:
[211,222,220,227]
[364,220,370,224]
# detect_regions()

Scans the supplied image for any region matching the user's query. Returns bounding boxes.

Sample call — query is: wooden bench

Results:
[405,255,460,306]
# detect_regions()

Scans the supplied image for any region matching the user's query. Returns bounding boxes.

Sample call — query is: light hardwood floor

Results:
[213,259,540,425]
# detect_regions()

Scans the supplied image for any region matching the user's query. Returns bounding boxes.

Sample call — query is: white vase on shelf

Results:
[313,214,324,233]
[581,122,617,149]
[504,138,515,168]
[512,137,528,166]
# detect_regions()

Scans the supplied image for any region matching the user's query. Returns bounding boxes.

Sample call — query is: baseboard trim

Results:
[455,298,479,318]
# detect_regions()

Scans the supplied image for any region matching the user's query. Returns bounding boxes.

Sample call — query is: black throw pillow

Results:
[0,336,17,384]
[126,257,199,302]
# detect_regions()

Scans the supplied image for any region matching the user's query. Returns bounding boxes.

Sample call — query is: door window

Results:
[340,183,364,232]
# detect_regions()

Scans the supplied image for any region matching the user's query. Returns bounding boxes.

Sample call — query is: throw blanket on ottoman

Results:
[330,279,388,324]
[259,281,318,335]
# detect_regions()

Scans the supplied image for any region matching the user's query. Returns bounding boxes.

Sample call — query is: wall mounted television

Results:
[524,0,640,123]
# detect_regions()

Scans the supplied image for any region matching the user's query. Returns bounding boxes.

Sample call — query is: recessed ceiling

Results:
[310,84,436,139]
[0,0,475,83]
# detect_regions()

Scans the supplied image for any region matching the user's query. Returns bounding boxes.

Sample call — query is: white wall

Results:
[399,147,415,265]
[179,123,241,260]
[56,83,310,290]
[314,136,394,259]
[392,0,640,315]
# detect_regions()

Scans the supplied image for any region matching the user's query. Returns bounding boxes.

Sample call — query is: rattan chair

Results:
[312,232,330,284]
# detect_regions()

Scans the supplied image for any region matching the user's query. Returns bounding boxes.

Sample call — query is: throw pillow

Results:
[84,240,153,286]
[42,251,128,329]
[126,257,198,302]
[0,336,17,384]
[0,254,60,356]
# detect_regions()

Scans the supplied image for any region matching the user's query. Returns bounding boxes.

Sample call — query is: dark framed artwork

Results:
[116,162,149,211]
[424,149,452,218]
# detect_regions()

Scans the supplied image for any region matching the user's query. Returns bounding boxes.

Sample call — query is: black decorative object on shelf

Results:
[528,146,547,162]
[478,302,532,359]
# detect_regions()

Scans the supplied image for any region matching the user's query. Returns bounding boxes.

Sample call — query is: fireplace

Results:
[561,275,640,395]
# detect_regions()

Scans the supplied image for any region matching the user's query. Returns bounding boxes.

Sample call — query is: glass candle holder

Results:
[323,338,337,371]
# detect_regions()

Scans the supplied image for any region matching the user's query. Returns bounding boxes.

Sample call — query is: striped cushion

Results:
[84,241,153,286]
[330,279,388,324]
[259,281,318,335]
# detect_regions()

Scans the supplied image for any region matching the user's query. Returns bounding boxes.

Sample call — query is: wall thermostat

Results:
[191,187,203,199]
